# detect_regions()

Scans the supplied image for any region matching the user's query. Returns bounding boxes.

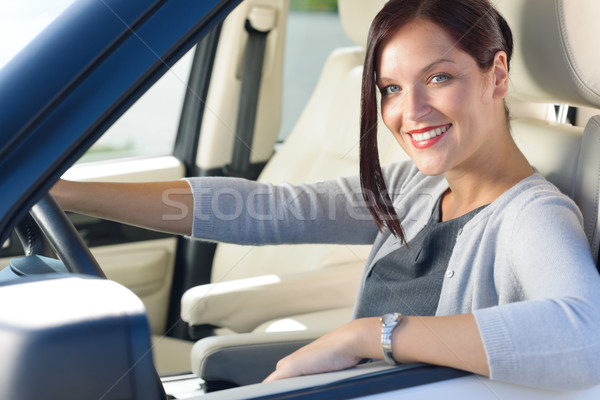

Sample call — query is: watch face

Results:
[382,313,399,325]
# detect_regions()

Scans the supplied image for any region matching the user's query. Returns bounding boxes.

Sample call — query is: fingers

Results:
[263,371,278,383]
[263,357,296,382]
[262,320,373,383]
[263,348,320,383]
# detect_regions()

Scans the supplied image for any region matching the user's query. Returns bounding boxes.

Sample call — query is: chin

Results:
[414,163,447,177]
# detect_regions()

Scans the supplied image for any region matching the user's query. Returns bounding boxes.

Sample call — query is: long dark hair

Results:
[360,0,513,243]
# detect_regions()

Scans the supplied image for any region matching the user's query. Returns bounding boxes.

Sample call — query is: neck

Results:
[441,136,533,221]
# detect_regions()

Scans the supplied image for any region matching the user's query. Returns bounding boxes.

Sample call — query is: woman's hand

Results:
[264,313,489,383]
[263,318,381,382]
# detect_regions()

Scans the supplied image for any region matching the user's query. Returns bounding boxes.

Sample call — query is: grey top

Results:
[185,161,600,390]
[356,196,487,318]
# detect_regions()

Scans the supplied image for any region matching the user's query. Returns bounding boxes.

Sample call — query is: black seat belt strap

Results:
[228,7,275,177]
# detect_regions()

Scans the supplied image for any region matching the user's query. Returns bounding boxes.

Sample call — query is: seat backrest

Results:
[210,0,393,283]
[496,0,600,261]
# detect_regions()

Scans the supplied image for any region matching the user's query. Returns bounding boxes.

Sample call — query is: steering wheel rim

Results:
[15,193,105,278]
[15,213,56,259]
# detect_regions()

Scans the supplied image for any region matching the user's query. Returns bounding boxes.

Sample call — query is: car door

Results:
[0,0,349,340]
[0,28,197,336]
[0,0,289,338]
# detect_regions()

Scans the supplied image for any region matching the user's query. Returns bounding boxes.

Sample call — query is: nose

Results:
[401,84,431,121]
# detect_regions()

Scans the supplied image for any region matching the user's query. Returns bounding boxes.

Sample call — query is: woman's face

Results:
[376,19,508,177]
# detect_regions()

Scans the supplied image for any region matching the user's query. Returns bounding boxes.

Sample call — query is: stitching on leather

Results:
[591,118,600,263]
[556,0,598,102]
[24,218,35,255]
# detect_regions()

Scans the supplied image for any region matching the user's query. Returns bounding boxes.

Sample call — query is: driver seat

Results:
[186,0,600,388]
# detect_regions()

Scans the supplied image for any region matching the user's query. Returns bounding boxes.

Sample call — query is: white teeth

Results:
[411,124,450,142]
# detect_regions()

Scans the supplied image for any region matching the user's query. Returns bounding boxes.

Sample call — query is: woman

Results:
[53,0,600,390]
[261,0,600,388]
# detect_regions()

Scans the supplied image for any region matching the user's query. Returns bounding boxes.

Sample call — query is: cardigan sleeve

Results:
[474,190,600,390]
[183,160,425,245]
[183,175,379,245]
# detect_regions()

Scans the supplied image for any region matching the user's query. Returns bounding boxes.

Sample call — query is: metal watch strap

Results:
[380,312,403,365]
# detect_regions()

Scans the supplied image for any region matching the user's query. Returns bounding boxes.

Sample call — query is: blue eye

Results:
[430,74,449,84]
[382,85,401,95]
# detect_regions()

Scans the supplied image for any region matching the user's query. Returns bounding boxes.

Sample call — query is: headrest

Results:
[496,0,600,109]
[338,0,387,47]
[338,0,599,110]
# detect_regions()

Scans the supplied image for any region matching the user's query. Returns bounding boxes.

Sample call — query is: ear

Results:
[491,51,509,99]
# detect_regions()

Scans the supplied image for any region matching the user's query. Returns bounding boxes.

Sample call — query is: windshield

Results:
[0,0,75,70]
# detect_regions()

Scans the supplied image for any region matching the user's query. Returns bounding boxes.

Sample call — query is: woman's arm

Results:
[53,174,381,245]
[51,179,194,236]
[264,313,488,382]
[264,190,600,388]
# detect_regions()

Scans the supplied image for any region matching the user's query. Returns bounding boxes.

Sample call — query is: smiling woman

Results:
[376,19,525,216]
[360,1,521,239]
[262,0,600,388]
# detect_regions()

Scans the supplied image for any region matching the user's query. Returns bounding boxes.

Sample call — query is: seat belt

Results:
[227,6,276,178]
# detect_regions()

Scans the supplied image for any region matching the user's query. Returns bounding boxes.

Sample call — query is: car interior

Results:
[172,0,600,395]
[156,0,600,395]
[1,0,599,399]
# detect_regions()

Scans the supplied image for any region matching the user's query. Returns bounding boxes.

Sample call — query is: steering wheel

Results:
[14,193,106,278]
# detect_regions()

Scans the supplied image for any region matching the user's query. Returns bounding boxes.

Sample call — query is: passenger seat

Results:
[181,0,392,337]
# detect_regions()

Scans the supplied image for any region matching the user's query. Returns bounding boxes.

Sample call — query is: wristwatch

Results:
[380,312,403,365]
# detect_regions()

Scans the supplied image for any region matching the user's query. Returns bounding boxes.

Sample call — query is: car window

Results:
[78,49,194,163]
[0,1,76,69]
[2,1,353,160]
[0,0,191,164]
[0,1,74,254]
[278,0,354,142]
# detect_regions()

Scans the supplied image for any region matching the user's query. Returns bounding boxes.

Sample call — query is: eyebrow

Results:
[377,58,457,83]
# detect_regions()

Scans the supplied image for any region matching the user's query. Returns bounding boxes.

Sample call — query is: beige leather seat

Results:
[181,0,392,337]
[185,0,600,388]
[497,0,600,261]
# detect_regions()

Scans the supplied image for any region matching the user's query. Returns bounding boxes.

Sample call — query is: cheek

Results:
[380,109,396,140]
[452,77,493,110]
[380,98,404,133]
[379,105,410,150]
[390,128,411,154]
[437,87,469,113]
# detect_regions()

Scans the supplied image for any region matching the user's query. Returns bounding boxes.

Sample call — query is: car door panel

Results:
[65,155,185,335]
[92,238,177,334]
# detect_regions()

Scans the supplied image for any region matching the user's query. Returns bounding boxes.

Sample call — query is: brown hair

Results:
[360,0,513,243]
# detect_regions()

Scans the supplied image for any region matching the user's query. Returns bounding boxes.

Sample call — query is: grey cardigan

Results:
[185,161,600,390]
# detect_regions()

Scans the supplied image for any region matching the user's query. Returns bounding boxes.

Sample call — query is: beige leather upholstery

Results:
[499,0,600,108]
[187,0,600,385]
[575,115,600,263]
[495,0,600,260]
[182,50,378,333]
[196,0,288,170]
[181,0,407,336]
[183,266,360,333]
[337,0,387,47]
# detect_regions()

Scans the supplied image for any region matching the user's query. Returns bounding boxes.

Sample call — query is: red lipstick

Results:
[406,123,451,149]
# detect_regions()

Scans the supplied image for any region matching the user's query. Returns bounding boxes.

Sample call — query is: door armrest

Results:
[192,329,327,387]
